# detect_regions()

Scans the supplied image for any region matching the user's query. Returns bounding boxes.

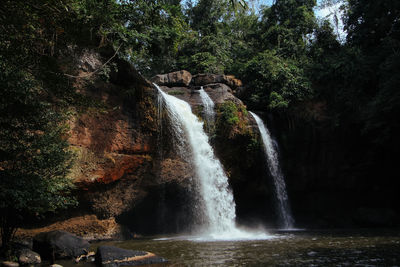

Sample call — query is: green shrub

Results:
[167,90,185,96]
[219,101,240,126]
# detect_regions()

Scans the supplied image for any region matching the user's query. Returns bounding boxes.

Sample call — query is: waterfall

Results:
[155,84,270,240]
[250,112,295,229]
[198,86,215,131]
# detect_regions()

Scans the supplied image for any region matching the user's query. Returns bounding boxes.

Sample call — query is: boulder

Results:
[203,83,243,105]
[151,70,192,87]
[191,74,224,86]
[151,74,168,85]
[32,230,90,260]
[1,262,19,267]
[192,74,243,89]
[95,246,167,267]
[223,75,243,89]
[18,249,41,265]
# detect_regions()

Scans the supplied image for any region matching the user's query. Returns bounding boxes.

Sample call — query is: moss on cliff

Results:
[214,100,263,179]
[213,100,272,225]
[216,101,251,139]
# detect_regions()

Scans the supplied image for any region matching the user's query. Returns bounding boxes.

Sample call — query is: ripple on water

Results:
[55,230,400,267]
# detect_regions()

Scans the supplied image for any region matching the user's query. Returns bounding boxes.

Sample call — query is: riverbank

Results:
[14,215,130,242]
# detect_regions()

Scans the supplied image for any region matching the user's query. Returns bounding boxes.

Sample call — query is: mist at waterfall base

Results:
[155,84,271,241]
[250,111,295,230]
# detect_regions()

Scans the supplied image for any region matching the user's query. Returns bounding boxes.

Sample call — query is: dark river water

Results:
[57,229,400,266]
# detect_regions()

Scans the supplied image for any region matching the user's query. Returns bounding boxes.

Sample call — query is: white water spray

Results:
[250,112,295,229]
[155,84,271,240]
[198,87,215,130]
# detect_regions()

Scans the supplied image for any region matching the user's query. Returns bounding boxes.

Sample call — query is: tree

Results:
[0,63,76,254]
[260,0,317,57]
[243,50,312,110]
[187,0,227,35]
[344,0,400,147]
[345,0,400,49]
[0,0,80,254]
[116,0,191,76]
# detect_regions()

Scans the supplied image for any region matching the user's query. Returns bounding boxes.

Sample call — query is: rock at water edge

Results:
[18,248,41,265]
[33,230,90,260]
[1,262,19,267]
[95,245,168,267]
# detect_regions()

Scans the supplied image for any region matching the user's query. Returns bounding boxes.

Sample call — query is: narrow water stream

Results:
[250,111,295,229]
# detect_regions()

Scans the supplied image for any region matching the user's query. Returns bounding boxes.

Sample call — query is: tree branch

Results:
[63,44,122,79]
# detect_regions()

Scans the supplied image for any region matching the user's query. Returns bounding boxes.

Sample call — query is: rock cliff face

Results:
[60,50,157,223]
[19,50,194,238]
[149,72,275,229]
[269,109,400,228]
[17,48,271,238]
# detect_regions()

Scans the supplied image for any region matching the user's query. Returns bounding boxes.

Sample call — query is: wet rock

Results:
[151,70,192,87]
[18,248,41,265]
[1,262,19,267]
[76,251,96,263]
[203,83,243,105]
[33,230,90,260]
[95,246,167,267]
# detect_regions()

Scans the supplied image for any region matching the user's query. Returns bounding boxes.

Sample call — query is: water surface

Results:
[58,229,400,266]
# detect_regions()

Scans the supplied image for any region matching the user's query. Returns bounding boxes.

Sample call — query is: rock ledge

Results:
[96,246,167,267]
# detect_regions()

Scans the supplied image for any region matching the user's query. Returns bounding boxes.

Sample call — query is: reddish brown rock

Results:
[96,246,167,266]
[67,103,154,187]
[16,215,126,241]
[192,73,224,85]
[151,70,192,86]
[88,154,151,185]
[224,75,243,89]
[160,158,194,184]
[191,74,243,89]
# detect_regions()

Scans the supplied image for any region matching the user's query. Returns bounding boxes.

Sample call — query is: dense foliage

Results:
[0,0,80,253]
[0,64,76,252]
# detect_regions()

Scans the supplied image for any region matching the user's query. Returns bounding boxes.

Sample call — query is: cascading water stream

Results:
[198,86,215,131]
[250,112,295,229]
[156,84,235,234]
[155,84,270,240]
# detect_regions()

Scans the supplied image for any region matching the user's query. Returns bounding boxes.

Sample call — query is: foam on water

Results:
[153,228,276,242]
